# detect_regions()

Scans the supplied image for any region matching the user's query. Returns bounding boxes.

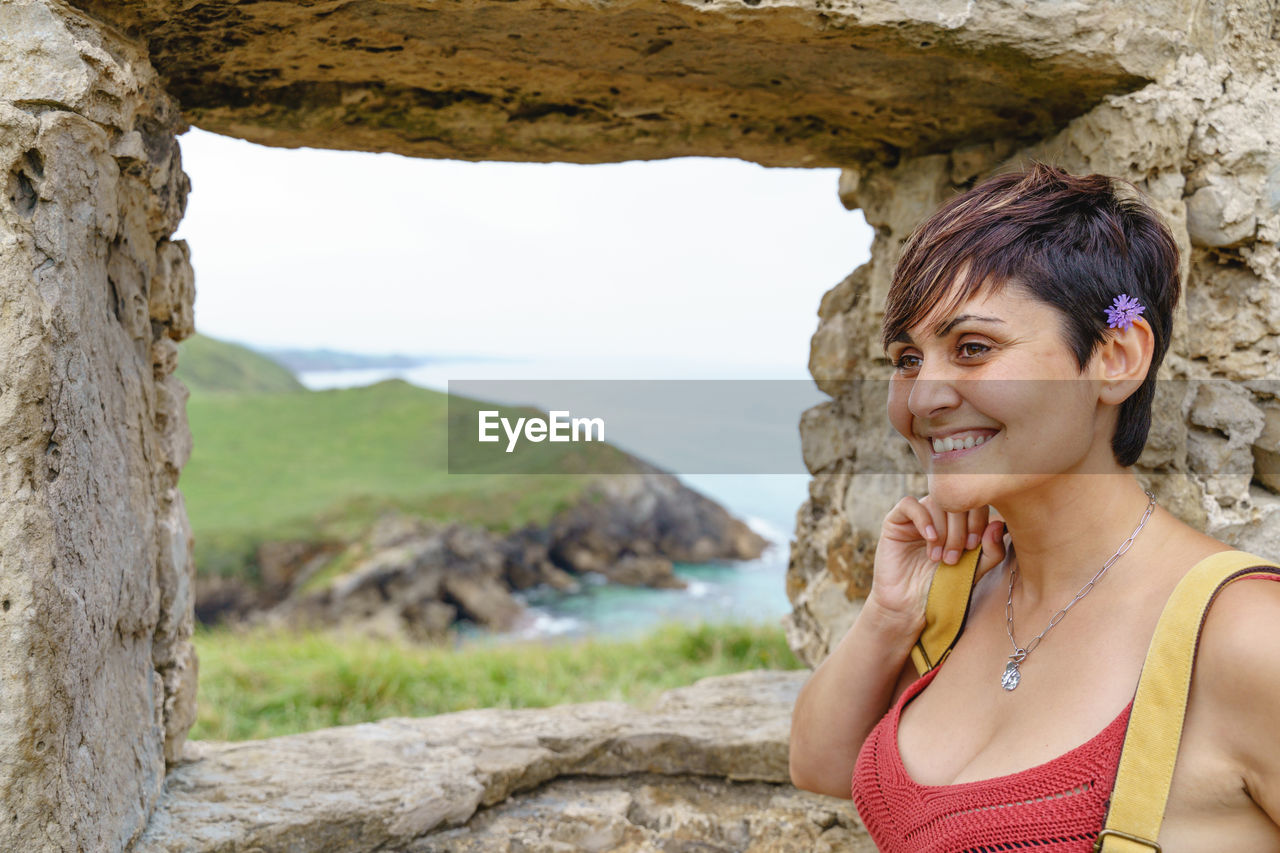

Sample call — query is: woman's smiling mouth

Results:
[927,428,1001,461]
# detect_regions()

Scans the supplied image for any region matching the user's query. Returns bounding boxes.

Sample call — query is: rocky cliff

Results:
[209,472,769,644]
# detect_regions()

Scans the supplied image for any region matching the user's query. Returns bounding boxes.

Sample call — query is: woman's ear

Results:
[1095,316,1154,406]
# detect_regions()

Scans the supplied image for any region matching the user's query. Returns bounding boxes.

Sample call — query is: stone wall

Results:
[786,6,1280,664]
[0,1,196,848]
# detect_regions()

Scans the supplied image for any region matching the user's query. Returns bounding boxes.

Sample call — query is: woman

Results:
[788,161,1280,851]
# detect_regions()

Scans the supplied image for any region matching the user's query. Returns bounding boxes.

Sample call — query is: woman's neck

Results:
[993,475,1160,607]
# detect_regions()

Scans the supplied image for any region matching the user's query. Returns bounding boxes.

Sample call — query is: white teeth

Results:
[932,431,994,453]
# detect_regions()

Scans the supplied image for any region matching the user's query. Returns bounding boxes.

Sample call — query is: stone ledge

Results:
[133,669,871,852]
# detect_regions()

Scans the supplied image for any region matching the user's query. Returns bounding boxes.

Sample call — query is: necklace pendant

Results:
[1001,660,1022,691]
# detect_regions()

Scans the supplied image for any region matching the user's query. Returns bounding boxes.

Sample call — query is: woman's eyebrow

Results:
[889,314,1007,346]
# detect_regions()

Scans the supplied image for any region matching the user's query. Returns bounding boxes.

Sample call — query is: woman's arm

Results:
[788,599,923,799]
[788,494,1008,800]
[1199,577,1280,829]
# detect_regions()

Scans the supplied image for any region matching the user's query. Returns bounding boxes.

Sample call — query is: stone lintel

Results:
[63,0,1193,167]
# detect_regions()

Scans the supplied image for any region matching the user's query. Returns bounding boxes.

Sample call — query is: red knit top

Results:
[851,664,1132,852]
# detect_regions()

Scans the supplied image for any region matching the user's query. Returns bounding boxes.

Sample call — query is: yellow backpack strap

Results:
[1096,549,1280,853]
[909,544,983,677]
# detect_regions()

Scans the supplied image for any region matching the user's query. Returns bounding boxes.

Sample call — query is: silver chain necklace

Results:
[1001,489,1157,691]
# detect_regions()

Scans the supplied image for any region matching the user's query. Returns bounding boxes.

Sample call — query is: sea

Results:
[297,354,825,647]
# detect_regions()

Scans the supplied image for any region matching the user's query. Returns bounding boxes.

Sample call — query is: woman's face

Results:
[884,282,1113,513]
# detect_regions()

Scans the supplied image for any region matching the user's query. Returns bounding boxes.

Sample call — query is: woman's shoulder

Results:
[1191,556,1280,816]
[1200,551,1280,645]
[1146,528,1279,691]
[1196,560,1280,676]
[1162,534,1279,646]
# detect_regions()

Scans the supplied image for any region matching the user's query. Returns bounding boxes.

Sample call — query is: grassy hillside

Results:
[177,337,642,581]
[176,332,306,395]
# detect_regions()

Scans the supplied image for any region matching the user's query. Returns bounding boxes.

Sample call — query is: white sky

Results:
[173,128,872,377]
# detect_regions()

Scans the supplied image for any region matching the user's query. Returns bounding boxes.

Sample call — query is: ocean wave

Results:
[744,515,789,548]
[685,580,713,598]
[516,609,583,638]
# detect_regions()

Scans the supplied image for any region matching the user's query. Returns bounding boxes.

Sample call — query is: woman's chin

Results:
[924,475,998,513]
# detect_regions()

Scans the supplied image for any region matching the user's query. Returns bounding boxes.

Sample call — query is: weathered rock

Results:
[62,0,1192,169]
[1186,178,1259,247]
[256,539,342,593]
[408,774,874,853]
[548,472,770,568]
[501,528,581,593]
[271,522,520,642]
[1187,381,1267,507]
[1254,398,1280,493]
[0,0,196,848]
[442,573,526,631]
[604,555,687,589]
[131,669,868,852]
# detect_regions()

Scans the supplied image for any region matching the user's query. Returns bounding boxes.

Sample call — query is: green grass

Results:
[189,620,805,741]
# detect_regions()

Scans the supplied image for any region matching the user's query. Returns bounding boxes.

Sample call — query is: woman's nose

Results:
[907,366,964,418]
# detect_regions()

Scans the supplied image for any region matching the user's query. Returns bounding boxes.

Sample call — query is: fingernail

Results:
[931,546,942,561]
[926,525,937,540]
[945,549,960,564]
[966,533,979,549]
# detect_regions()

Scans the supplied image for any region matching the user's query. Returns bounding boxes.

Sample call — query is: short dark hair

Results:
[880,159,1182,467]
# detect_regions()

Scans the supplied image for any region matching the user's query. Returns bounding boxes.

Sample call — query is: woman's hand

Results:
[865,495,1008,634]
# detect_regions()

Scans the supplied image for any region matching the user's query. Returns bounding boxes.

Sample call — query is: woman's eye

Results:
[891,342,988,372]
[891,354,921,371]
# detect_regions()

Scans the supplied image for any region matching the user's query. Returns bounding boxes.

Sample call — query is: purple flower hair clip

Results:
[1105,293,1145,330]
